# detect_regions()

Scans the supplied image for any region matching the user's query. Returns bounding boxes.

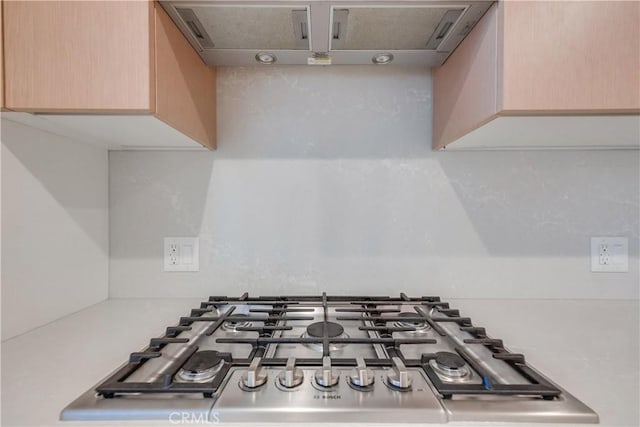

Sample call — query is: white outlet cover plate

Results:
[164,237,200,272]
[591,237,628,273]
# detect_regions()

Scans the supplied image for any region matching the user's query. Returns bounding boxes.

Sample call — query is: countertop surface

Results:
[2,298,638,427]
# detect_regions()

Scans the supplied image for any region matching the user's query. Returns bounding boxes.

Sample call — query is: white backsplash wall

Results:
[2,119,109,340]
[110,66,639,299]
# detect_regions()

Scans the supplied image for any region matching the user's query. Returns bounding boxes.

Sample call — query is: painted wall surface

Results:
[109,66,639,299]
[1,119,109,340]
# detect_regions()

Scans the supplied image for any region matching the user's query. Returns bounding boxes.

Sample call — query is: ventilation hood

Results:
[159,1,493,66]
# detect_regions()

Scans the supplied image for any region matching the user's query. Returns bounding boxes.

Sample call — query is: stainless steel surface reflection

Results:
[213,367,447,423]
[61,296,599,424]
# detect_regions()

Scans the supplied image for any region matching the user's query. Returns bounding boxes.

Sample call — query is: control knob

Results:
[348,356,375,388]
[387,357,412,390]
[240,357,268,389]
[314,356,340,387]
[278,357,304,388]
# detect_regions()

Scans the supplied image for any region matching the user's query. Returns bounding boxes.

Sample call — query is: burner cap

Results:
[222,314,252,331]
[177,351,225,383]
[435,352,465,370]
[306,321,344,338]
[397,312,424,325]
[395,312,430,331]
[225,314,250,325]
[183,350,223,373]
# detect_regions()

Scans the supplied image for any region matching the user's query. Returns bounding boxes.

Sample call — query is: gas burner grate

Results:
[94,292,561,401]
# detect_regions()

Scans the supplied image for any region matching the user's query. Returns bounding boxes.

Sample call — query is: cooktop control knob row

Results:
[348,356,375,388]
[240,357,419,392]
[278,357,304,388]
[387,357,412,390]
[314,356,340,387]
[241,357,268,389]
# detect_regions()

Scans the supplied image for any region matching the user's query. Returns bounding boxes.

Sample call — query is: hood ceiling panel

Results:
[332,7,461,51]
[176,5,309,50]
[160,1,494,66]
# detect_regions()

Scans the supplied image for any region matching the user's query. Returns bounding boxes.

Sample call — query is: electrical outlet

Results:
[164,237,199,272]
[591,237,628,272]
[168,242,179,266]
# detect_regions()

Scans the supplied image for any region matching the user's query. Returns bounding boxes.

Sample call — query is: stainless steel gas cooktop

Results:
[62,293,598,424]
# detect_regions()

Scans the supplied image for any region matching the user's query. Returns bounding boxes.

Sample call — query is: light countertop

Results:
[2,298,638,427]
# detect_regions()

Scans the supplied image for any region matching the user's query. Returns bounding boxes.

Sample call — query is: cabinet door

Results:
[154,3,216,149]
[1,0,4,110]
[501,0,640,112]
[4,0,155,112]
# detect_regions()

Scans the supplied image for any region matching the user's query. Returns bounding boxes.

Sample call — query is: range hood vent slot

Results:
[425,9,464,50]
[292,9,309,49]
[176,7,215,49]
[332,9,349,49]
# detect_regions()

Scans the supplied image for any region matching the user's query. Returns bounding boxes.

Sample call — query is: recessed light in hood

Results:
[255,52,277,64]
[372,53,394,65]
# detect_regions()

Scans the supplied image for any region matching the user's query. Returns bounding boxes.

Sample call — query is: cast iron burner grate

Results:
[94,292,562,401]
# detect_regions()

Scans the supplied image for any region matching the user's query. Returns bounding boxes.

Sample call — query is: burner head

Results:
[435,352,465,370]
[301,321,349,352]
[395,312,431,331]
[222,314,252,332]
[429,351,472,383]
[183,350,223,372]
[306,321,345,338]
[176,351,224,383]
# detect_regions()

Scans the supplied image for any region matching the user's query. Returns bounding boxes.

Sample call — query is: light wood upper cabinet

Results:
[500,1,640,113]
[3,1,216,149]
[1,0,5,111]
[4,1,154,112]
[155,4,216,149]
[433,1,640,150]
